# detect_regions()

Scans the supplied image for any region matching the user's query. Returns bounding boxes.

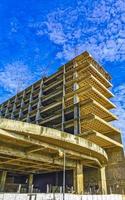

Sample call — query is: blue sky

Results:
[0,0,125,144]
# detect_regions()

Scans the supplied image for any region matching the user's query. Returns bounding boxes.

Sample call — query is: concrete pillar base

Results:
[73,161,84,194]
[100,167,107,194]
[28,174,33,193]
[0,171,7,192]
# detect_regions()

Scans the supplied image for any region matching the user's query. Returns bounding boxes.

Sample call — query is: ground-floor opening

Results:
[1,165,107,195]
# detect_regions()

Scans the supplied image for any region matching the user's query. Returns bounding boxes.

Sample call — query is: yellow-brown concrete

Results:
[0,171,7,192]
[28,174,33,193]
[80,131,123,149]
[0,51,124,194]
[0,118,108,174]
[100,167,107,194]
[73,161,84,194]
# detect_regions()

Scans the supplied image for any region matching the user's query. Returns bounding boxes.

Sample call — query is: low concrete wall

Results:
[0,193,124,200]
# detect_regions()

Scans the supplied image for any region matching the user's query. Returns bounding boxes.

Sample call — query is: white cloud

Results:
[0,61,33,94]
[0,61,49,103]
[43,21,67,45]
[112,84,125,146]
[31,0,125,63]
[9,18,20,33]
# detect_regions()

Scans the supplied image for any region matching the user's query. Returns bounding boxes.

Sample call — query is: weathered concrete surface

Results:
[0,117,108,164]
[0,194,124,200]
[0,118,108,174]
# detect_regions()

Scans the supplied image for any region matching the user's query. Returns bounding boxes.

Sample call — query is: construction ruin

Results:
[0,51,124,194]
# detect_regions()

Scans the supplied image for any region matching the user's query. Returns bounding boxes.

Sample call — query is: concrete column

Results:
[73,161,84,194]
[61,65,65,131]
[28,174,33,193]
[100,167,107,194]
[0,171,7,192]
[74,102,81,135]
[36,79,43,123]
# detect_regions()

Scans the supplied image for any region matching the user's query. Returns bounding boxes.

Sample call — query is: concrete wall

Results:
[0,194,124,200]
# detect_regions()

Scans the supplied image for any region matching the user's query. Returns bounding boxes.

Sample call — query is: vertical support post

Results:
[36,79,43,123]
[19,90,25,119]
[73,161,84,194]
[28,174,33,193]
[5,100,10,117]
[63,151,66,200]
[73,60,81,135]
[11,95,18,119]
[17,184,22,193]
[74,103,80,134]
[27,85,34,123]
[62,65,66,131]
[0,104,3,117]
[0,171,7,192]
[100,166,107,194]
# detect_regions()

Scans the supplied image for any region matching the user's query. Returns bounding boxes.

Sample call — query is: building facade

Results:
[0,51,124,194]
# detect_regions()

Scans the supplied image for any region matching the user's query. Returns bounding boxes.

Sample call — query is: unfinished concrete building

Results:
[0,51,124,194]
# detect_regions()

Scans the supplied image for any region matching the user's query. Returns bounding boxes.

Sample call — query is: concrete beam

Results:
[0,129,102,167]
[0,145,75,169]
[0,118,108,164]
